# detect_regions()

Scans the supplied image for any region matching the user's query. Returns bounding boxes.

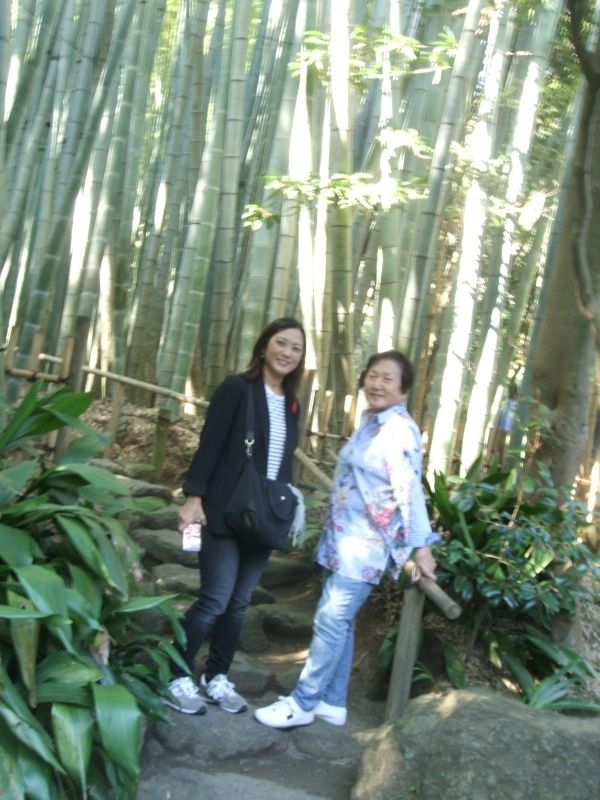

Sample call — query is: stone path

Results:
[126,494,386,800]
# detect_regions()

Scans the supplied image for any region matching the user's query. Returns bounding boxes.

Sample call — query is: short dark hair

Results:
[241,317,306,396]
[359,350,414,394]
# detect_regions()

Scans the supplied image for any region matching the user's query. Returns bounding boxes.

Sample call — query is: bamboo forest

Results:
[4,3,600,798]
[1,0,600,492]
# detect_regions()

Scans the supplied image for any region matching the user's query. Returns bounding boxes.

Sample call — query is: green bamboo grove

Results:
[1,0,599,489]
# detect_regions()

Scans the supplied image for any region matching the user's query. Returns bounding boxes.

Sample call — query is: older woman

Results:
[255,350,438,729]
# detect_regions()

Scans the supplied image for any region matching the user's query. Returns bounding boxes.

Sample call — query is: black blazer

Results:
[182,375,300,535]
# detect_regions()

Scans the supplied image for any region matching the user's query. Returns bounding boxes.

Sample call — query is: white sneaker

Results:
[163,676,207,715]
[313,700,347,726]
[254,696,315,729]
[200,673,247,714]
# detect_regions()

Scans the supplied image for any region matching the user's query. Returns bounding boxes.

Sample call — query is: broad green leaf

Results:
[118,674,171,722]
[89,522,128,597]
[55,515,105,579]
[44,390,94,417]
[0,666,64,773]
[51,703,93,790]
[59,432,109,465]
[13,566,72,652]
[0,523,43,567]
[0,605,48,619]
[92,684,142,781]
[55,464,130,495]
[35,682,90,707]
[0,495,49,519]
[14,565,68,617]
[524,546,554,577]
[36,652,103,686]
[0,382,42,451]
[65,588,101,630]
[67,564,103,618]
[15,744,55,800]
[0,460,38,504]
[443,643,467,689]
[0,744,24,800]
[7,590,40,706]
[116,595,179,614]
[0,605,49,619]
[502,654,535,699]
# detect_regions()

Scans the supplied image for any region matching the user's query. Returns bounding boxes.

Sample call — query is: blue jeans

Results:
[175,529,270,680]
[292,571,374,710]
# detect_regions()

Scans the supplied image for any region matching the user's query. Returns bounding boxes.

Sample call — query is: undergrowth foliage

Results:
[427,454,600,711]
[0,384,186,799]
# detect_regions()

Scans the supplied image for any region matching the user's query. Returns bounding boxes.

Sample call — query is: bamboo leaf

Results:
[51,703,93,791]
[92,684,142,781]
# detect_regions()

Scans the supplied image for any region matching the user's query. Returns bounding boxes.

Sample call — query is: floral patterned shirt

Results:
[315,403,439,585]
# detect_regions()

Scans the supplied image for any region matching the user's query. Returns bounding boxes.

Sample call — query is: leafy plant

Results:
[502,627,600,712]
[0,383,186,799]
[427,453,600,709]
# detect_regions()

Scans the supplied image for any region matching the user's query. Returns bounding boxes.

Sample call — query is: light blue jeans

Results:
[292,571,374,710]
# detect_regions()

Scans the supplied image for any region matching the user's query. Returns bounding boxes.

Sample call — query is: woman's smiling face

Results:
[262,327,305,384]
[362,358,405,412]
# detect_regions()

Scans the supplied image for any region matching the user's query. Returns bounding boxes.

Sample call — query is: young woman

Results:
[255,350,438,729]
[164,318,306,715]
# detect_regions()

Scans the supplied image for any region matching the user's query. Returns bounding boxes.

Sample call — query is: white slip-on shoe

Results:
[254,696,315,729]
[313,700,347,726]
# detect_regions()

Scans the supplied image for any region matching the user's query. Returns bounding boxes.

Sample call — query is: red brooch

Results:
[290,400,298,414]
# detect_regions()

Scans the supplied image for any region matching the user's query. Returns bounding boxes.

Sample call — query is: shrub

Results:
[0,383,186,798]
[427,456,600,707]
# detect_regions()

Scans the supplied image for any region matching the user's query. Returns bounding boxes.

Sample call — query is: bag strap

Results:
[244,383,255,458]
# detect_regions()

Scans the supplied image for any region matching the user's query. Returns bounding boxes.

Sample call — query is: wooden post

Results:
[385,562,462,723]
[385,586,426,722]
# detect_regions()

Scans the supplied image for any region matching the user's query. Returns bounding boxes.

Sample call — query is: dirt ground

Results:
[83,400,600,707]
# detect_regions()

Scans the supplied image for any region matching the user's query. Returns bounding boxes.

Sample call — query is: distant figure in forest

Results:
[254,350,438,729]
[163,318,306,715]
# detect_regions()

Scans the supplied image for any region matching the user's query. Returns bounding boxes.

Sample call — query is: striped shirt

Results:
[315,403,439,585]
[265,384,286,480]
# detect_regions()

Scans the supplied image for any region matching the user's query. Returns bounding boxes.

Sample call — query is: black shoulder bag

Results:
[224,384,298,550]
